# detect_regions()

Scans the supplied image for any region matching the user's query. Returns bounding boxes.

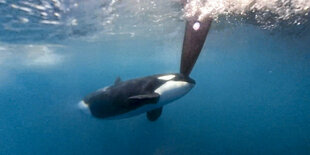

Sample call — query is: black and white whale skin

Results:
[79,73,195,121]
[79,5,212,121]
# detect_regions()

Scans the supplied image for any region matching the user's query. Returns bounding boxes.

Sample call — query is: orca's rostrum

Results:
[79,16,212,121]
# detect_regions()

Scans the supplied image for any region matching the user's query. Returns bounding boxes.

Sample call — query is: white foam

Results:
[69,19,78,26]
[40,12,48,17]
[54,12,61,18]
[21,1,46,11]
[184,0,310,26]
[19,17,29,23]
[40,20,61,25]
[25,45,63,66]
[0,44,64,67]
[10,4,32,13]
[52,0,61,9]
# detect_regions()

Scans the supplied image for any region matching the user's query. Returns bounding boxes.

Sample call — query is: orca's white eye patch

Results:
[157,75,176,81]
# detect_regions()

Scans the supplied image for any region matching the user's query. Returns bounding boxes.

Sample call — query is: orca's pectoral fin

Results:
[147,107,163,121]
[127,93,160,107]
[180,17,212,77]
[114,77,122,85]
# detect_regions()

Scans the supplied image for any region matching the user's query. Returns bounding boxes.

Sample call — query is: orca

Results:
[79,12,212,121]
[79,73,195,121]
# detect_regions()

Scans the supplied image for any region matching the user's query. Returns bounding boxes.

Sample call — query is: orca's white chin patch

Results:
[155,81,194,104]
[78,100,91,115]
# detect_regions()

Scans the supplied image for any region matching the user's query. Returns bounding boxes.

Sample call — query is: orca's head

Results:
[155,73,195,104]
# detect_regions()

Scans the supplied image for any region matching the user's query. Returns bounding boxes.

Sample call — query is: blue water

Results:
[1,1,310,154]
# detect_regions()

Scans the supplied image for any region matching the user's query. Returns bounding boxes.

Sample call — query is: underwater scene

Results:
[0,0,309,154]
